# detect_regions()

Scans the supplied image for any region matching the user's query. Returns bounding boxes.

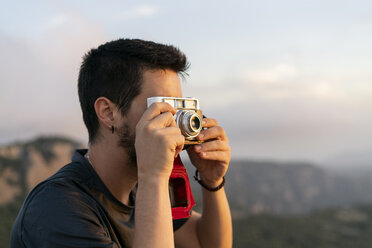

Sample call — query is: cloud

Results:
[0,11,109,145]
[114,5,158,20]
[242,63,298,84]
[182,62,372,162]
[46,14,69,28]
[188,62,372,109]
[1,5,371,164]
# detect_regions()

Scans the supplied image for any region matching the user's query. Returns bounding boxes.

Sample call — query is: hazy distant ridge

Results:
[2,136,372,247]
[2,136,372,216]
[222,160,372,217]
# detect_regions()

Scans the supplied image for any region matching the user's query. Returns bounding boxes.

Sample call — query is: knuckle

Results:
[154,102,162,107]
[165,111,174,119]
[178,134,185,143]
[175,127,181,135]
[150,102,160,111]
[216,126,223,132]
[159,102,172,110]
[153,128,163,138]
[217,140,225,147]
[216,126,226,136]
[159,102,167,108]
[144,122,155,133]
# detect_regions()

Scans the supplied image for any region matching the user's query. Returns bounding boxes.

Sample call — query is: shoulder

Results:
[21,177,102,229]
[26,177,99,217]
[20,160,99,226]
[11,177,114,247]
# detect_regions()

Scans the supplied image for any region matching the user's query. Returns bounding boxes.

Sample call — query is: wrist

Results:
[199,175,224,188]
[194,170,225,192]
[137,172,170,186]
[137,161,172,183]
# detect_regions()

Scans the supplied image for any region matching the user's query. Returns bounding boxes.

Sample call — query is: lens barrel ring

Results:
[175,110,202,138]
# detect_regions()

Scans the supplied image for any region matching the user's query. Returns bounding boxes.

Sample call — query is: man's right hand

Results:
[135,102,184,181]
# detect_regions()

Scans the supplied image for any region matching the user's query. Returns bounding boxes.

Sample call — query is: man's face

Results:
[117,69,183,166]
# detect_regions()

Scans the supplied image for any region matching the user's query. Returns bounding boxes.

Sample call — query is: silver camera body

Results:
[147,97,203,144]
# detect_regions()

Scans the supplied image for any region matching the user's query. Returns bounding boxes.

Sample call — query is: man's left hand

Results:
[187,118,231,188]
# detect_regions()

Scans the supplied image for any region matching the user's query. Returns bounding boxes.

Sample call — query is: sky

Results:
[0,0,371,166]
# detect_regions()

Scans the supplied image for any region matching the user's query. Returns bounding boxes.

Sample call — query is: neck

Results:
[87,139,138,206]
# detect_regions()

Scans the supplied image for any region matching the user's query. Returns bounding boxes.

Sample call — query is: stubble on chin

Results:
[117,123,137,168]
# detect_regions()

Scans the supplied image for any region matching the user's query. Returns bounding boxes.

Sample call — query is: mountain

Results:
[1,136,372,247]
[0,136,81,198]
[225,160,372,217]
[5,136,371,218]
[323,150,372,169]
[0,136,81,247]
[184,159,372,218]
[233,204,372,248]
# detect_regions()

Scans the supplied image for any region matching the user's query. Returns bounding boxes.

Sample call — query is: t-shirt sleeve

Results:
[173,217,190,232]
[19,181,118,248]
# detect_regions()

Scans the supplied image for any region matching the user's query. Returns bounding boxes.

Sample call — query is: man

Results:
[11,39,232,248]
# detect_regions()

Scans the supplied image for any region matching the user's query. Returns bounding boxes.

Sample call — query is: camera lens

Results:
[190,116,201,132]
[175,110,202,138]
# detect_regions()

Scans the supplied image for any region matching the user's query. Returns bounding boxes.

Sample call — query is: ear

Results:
[94,97,117,130]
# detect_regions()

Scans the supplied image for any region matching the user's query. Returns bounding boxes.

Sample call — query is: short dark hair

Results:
[78,38,189,143]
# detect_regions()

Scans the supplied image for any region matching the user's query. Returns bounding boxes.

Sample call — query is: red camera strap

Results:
[170,156,195,219]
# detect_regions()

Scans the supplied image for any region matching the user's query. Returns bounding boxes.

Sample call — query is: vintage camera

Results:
[147,97,203,219]
[147,97,203,146]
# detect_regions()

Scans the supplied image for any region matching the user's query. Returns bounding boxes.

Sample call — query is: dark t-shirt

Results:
[10,149,189,248]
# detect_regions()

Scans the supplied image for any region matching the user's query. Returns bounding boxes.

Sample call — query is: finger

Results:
[154,128,184,146]
[197,126,227,141]
[174,134,185,148]
[140,102,177,123]
[198,150,231,161]
[173,134,185,158]
[193,140,229,152]
[155,126,182,136]
[161,132,184,158]
[201,118,218,128]
[153,129,184,157]
[150,112,177,129]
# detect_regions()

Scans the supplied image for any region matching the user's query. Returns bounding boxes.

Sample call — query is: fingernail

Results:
[195,145,201,151]
[198,134,204,140]
[202,120,206,125]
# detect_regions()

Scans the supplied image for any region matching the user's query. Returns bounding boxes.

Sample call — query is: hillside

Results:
[234,204,372,248]
[185,159,372,217]
[0,136,81,247]
[1,136,372,247]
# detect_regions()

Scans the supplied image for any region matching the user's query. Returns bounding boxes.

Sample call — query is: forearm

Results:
[133,177,174,248]
[197,185,233,248]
